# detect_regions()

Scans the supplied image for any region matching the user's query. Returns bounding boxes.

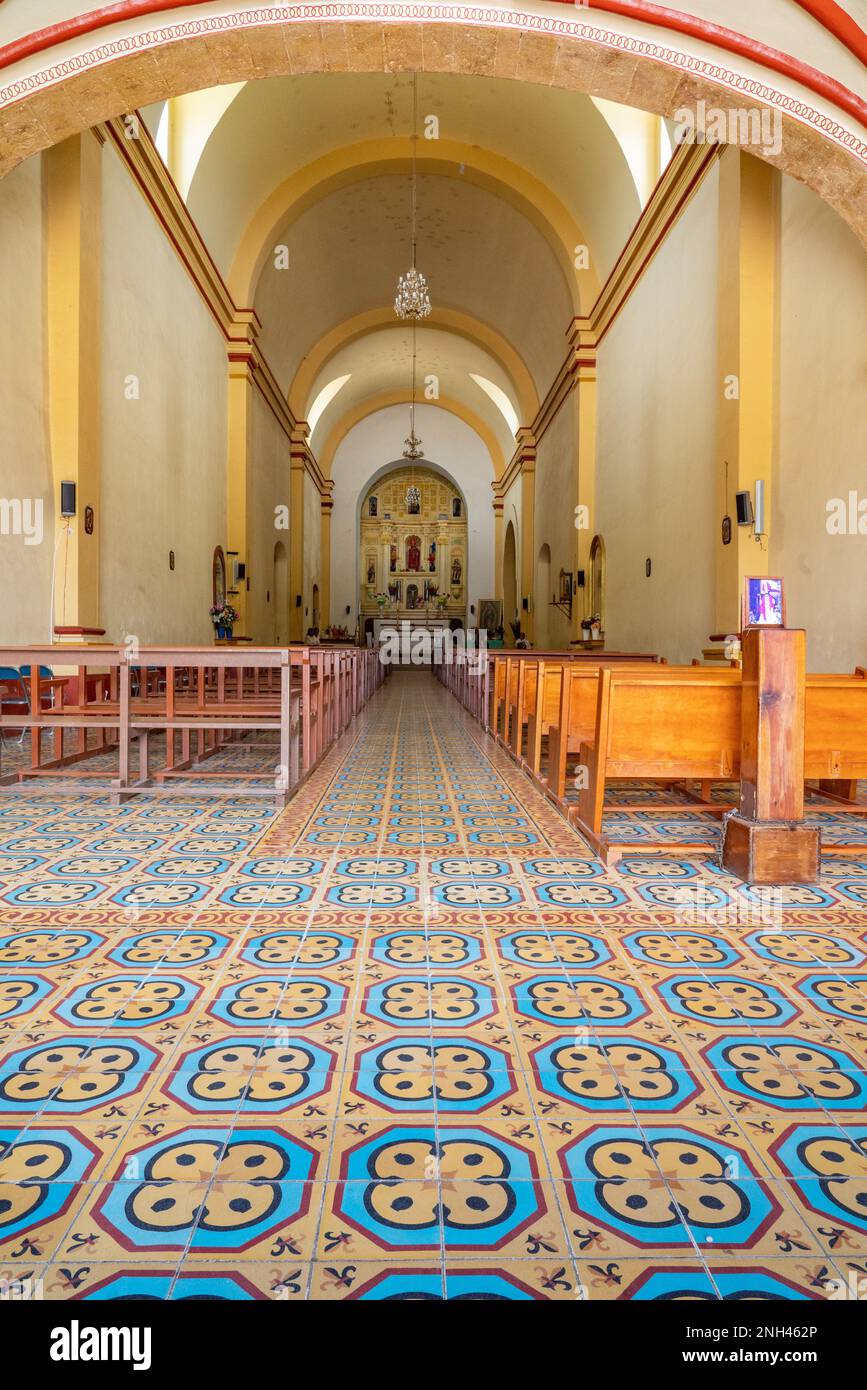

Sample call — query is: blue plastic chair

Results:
[0,666,29,745]
[19,664,55,710]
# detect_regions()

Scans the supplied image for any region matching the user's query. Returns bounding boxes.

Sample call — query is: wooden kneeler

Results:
[722,627,820,884]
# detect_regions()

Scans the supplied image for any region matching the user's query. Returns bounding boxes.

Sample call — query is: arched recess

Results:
[0,14,864,245]
[536,543,552,649]
[232,140,594,312]
[503,521,519,646]
[272,541,288,644]
[358,462,469,623]
[290,307,539,428]
[589,534,606,633]
[212,547,227,609]
[319,391,504,481]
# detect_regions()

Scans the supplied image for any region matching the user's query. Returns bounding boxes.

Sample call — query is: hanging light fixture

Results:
[394,73,432,321]
[402,320,424,462]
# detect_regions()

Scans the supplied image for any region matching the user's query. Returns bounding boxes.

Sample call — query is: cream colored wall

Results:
[247,390,290,643]
[533,405,577,649]
[0,155,53,644]
[594,165,720,665]
[772,179,867,673]
[98,141,227,645]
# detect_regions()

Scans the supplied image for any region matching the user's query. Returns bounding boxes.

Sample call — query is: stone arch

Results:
[0,14,863,245]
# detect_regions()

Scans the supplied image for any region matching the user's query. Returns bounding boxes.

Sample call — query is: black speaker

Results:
[735,491,754,526]
[60,481,76,517]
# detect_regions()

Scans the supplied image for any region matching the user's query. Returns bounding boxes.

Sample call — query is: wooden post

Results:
[722,627,820,883]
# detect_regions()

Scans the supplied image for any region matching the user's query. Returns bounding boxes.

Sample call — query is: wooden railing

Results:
[0,643,383,806]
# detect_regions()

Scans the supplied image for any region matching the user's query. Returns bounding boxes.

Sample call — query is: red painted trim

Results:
[0,1,864,129]
[586,1,867,126]
[790,0,867,63]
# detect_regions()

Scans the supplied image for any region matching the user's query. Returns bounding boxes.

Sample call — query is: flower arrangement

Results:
[434,593,449,610]
[210,603,239,636]
[373,591,390,607]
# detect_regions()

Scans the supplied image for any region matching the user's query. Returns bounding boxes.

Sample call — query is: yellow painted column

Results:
[517,428,536,642]
[320,481,334,631]
[289,424,308,642]
[226,315,258,638]
[715,149,779,633]
[493,498,504,610]
[44,133,103,633]
[569,317,598,640]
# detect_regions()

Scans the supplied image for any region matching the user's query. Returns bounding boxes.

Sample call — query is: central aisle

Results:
[3,670,866,1301]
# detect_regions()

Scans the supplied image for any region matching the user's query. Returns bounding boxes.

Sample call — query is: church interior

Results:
[0,0,866,1310]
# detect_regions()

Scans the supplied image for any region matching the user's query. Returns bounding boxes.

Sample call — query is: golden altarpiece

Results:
[360,467,467,622]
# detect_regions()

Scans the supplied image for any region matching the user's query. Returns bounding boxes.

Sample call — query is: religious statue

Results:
[407,536,421,572]
[368,496,378,518]
[406,485,421,515]
[390,544,397,573]
[452,497,462,518]
[451,555,462,586]
[428,541,437,572]
[367,560,376,585]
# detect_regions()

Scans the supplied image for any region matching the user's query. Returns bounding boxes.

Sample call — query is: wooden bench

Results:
[0,643,382,807]
[571,666,867,862]
[491,650,662,761]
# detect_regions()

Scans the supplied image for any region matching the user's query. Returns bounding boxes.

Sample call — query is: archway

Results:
[358,465,468,624]
[212,547,227,609]
[536,543,552,649]
[589,534,606,636]
[1,12,863,244]
[503,521,518,647]
[272,542,287,644]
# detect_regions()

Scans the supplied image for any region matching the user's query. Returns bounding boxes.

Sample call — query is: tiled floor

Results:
[1,669,866,1301]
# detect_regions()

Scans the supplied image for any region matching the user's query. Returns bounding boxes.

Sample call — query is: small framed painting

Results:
[742,575,786,629]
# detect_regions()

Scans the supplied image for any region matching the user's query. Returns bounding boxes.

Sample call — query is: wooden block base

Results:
[721,813,820,885]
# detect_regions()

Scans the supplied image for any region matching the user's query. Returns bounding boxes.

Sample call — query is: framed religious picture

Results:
[742,575,786,629]
[478,599,502,634]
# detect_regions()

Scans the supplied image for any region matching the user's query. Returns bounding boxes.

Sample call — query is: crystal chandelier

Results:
[394,266,431,321]
[394,74,431,321]
[403,428,424,462]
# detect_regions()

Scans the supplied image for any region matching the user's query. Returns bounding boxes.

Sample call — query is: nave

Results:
[2,670,866,1302]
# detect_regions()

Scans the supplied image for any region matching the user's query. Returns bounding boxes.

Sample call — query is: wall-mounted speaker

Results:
[60,481,76,517]
[735,491,754,526]
[754,479,766,537]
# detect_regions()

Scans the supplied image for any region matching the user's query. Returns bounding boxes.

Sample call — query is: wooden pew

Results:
[803,673,867,844]
[0,643,382,807]
[573,666,743,862]
[571,666,867,862]
[492,650,662,760]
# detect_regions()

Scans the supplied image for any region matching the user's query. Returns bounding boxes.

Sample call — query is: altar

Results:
[358,466,467,630]
[372,618,452,665]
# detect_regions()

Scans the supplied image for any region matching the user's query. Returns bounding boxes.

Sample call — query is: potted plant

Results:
[210,603,239,640]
